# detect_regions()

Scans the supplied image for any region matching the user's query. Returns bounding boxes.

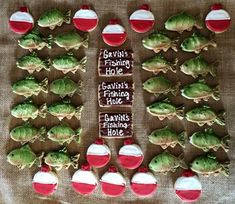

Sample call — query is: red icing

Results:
[205,19,231,33]
[139,4,150,10]
[175,190,201,202]
[72,182,97,195]
[32,183,57,196]
[73,18,98,32]
[108,165,118,173]
[80,5,90,9]
[102,33,127,47]
[101,182,125,197]
[181,170,196,177]
[129,19,154,33]
[41,164,50,172]
[87,154,110,168]
[138,166,148,173]
[20,7,28,12]
[95,138,105,145]
[9,21,33,34]
[211,4,223,10]
[118,155,143,169]
[109,19,119,25]
[124,138,134,145]
[81,163,91,171]
[131,183,157,196]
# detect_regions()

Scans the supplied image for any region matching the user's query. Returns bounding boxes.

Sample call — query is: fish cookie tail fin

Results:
[71,153,80,169]
[209,61,218,77]
[46,35,53,49]
[212,85,220,101]
[43,58,51,71]
[171,82,181,96]
[176,105,184,120]
[171,38,179,52]
[82,34,89,48]
[74,105,83,120]
[76,81,83,95]
[222,135,230,152]
[178,131,187,148]
[38,103,47,118]
[40,78,48,93]
[216,111,226,126]
[64,10,71,24]
[221,161,230,176]
[195,13,203,29]
[170,58,178,73]
[79,56,87,72]
[209,33,217,48]
[75,128,82,143]
[38,127,47,142]
[36,152,44,167]
[178,153,188,169]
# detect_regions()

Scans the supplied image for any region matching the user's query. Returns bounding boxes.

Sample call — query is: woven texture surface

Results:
[0,0,235,203]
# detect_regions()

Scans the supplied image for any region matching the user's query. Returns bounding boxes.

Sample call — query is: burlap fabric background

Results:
[0,0,235,203]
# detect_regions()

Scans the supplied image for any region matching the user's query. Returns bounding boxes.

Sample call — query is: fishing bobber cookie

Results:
[73,5,98,32]
[32,164,58,196]
[129,4,155,33]
[174,170,202,203]
[71,163,98,195]
[9,7,34,34]
[205,4,231,33]
[117,138,144,169]
[86,138,111,168]
[130,167,158,197]
[102,19,127,47]
[100,166,126,197]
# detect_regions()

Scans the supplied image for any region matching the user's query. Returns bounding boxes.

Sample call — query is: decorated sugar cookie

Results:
[102,19,127,47]
[71,163,98,195]
[117,138,144,169]
[100,166,126,197]
[86,138,111,168]
[73,5,98,32]
[129,4,155,33]
[130,167,158,197]
[205,4,231,33]
[174,170,202,203]
[32,164,58,196]
[9,7,34,34]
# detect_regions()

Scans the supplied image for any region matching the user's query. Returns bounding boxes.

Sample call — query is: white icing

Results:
[206,10,230,20]
[131,172,157,184]
[174,176,202,190]
[102,24,125,34]
[119,144,143,156]
[101,172,126,185]
[73,9,98,19]
[33,172,58,184]
[129,9,155,20]
[72,170,98,185]
[87,144,110,155]
[10,11,34,23]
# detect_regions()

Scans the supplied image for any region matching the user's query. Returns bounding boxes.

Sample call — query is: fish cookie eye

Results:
[11,154,14,157]
[185,63,188,67]
[196,161,199,165]
[155,160,158,163]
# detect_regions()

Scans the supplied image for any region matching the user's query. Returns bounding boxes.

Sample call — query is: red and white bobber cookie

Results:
[9,7,34,34]
[86,138,111,168]
[205,4,231,33]
[100,166,126,197]
[73,5,98,32]
[71,163,98,195]
[102,19,127,47]
[117,138,144,169]
[174,170,202,203]
[129,4,155,33]
[32,164,58,196]
[130,167,158,197]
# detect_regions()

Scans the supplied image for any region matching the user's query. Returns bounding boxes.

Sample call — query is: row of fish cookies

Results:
[10,122,82,145]
[11,100,83,121]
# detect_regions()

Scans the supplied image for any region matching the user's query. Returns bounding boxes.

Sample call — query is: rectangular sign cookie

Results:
[98,81,134,107]
[99,112,133,138]
[98,49,133,76]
